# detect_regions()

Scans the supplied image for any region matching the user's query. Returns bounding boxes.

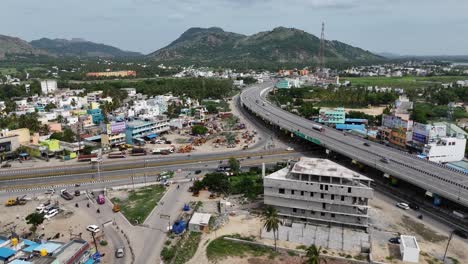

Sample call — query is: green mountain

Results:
[30,38,142,58]
[148,27,383,66]
[0,35,47,59]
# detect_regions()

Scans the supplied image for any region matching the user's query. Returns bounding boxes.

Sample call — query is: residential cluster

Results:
[315,95,467,171]
[0,79,256,163]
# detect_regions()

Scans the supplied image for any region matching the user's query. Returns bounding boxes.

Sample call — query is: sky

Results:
[2,0,468,55]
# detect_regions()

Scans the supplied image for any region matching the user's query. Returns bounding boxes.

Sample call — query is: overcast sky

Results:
[2,0,468,55]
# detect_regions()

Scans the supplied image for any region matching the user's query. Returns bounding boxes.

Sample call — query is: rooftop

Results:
[189,212,211,226]
[400,235,419,250]
[289,157,371,181]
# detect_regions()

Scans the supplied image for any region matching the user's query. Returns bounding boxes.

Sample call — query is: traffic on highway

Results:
[241,81,468,207]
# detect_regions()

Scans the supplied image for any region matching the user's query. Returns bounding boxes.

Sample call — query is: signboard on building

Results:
[382,115,412,130]
[107,122,126,134]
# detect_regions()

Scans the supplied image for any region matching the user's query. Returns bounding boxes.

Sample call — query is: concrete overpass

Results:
[240,82,468,208]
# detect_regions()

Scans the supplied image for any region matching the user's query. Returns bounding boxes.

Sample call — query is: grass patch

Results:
[111,185,166,224]
[172,232,202,264]
[342,76,468,89]
[448,256,460,264]
[401,215,447,242]
[206,234,273,261]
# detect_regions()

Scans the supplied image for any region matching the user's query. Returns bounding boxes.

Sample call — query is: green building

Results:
[319,107,346,124]
[275,79,291,89]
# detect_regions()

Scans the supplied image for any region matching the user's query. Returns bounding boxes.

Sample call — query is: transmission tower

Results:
[318,22,325,77]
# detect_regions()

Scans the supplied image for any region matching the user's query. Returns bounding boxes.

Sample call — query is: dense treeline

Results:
[271,86,398,108]
[67,78,234,100]
[411,103,468,124]
[0,112,48,134]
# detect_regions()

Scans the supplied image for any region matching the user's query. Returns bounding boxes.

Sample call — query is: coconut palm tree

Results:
[262,206,281,251]
[305,244,324,264]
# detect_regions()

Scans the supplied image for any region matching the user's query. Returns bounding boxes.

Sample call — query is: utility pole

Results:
[443,231,454,263]
[318,22,326,78]
[90,231,99,254]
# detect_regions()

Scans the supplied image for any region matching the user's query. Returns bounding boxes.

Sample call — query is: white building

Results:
[188,212,211,233]
[399,235,420,263]
[40,80,58,94]
[263,157,373,230]
[422,137,466,163]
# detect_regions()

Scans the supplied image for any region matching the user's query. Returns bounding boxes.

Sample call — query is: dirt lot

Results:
[369,194,468,264]
[0,193,117,263]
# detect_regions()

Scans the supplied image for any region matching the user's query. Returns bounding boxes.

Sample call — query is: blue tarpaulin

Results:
[0,247,16,261]
[172,220,186,235]
[145,134,157,139]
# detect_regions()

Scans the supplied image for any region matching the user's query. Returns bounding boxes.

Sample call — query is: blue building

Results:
[336,124,366,131]
[87,109,104,125]
[276,79,291,89]
[125,119,170,144]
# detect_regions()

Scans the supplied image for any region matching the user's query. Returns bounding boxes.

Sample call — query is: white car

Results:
[286,147,294,151]
[44,209,59,219]
[396,202,410,210]
[86,225,101,233]
[45,189,55,195]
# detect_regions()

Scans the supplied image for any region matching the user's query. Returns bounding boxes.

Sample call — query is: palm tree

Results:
[305,244,324,264]
[26,212,45,238]
[262,206,281,251]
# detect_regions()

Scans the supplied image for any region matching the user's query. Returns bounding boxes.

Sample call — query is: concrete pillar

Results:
[262,163,266,178]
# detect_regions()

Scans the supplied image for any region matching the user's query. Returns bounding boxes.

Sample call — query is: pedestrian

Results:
[86,203,90,208]
[97,208,100,214]
[177,185,180,189]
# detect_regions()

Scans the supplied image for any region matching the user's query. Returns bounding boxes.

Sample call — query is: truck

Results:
[60,189,74,200]
[151,146,175,155]
[78,154,97,162]
[130,148,147,156]
[5,195,27,206]
[108,151,126,159]
[312,124,324,132]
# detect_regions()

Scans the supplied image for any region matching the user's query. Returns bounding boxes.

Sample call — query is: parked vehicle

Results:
[97,194,105,205]
[286,147,294,151]
[130,148,147,156]
[396,202,410,210]
[78,154,97,162]
[363,142,371,147]
[86,225,100,233]
[112,204,121,213]
[74,190,81,196]
[5,195,27,206]
[409,203,420,210]
[108,151,126,159]
[194,170,202,174]
[44,209,59,219]
[45,189,55,195]
[115,248,125,258]
[389,237,400,244]
[60,189,74,200]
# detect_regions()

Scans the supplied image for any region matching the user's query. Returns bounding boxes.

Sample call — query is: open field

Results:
[343,76,468,89]
[110,184,166,224]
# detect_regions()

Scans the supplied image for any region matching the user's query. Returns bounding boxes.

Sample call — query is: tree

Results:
[25,212,45,237]
[44,102,57,112]
[205,104,218,114]
[262,206,281,251]
[202,173,230,194]
[228,157,240,174]
[191,125,208,135]
[305,245,324,264]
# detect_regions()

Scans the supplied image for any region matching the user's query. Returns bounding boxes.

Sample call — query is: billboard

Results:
[107,122,126,134]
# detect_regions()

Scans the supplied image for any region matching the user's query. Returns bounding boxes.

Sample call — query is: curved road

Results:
[240,81,468,207]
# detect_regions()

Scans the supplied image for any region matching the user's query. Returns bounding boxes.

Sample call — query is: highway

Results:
[240,81,468,208]
[0,153,300,193]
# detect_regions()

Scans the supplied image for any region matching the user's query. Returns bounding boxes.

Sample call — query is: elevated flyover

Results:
[240,82,468,208]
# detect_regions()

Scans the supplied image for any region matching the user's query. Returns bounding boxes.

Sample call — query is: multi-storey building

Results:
[263,157,373,230]
[319,107,346,124]
[125,119,170,144]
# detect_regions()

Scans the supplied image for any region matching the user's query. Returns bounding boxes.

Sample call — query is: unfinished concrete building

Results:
[263,157,373,230]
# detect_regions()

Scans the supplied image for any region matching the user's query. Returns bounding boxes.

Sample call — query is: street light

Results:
[89,230,99,255]
[443,230,454,263]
